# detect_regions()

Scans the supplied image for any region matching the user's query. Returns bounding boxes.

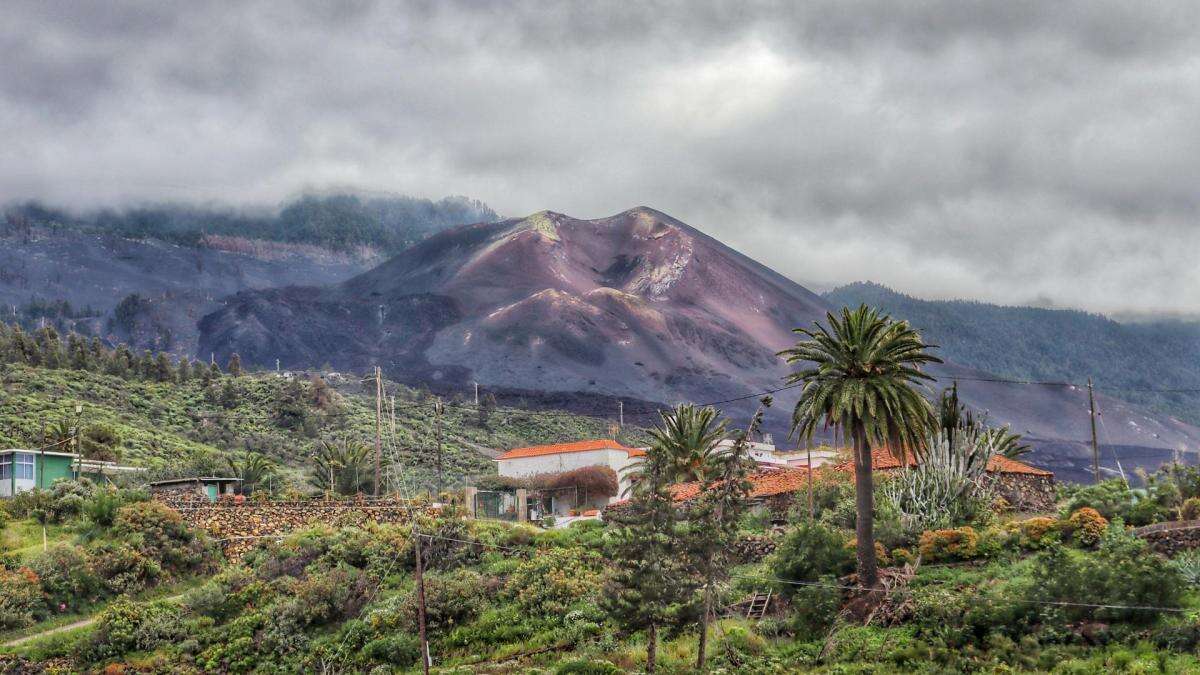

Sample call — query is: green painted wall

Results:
[38,455,75,488]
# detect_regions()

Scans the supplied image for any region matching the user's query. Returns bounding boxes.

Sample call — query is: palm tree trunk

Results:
[647,622,657,673]
[852,421,879,588]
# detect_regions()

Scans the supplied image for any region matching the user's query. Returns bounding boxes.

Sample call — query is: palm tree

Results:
[779,305,941,587]
[621,404,729,496]
[939,383,1030,459]
[309,439,373,496]
[226,453,277,495]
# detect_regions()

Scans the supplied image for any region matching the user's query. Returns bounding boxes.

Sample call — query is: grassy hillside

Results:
[826,282,1200,426]
[0,363,648,491]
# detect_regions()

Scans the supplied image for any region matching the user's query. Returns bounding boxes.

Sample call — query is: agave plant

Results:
[881,425,1000,535]
[1171,549,1200,587]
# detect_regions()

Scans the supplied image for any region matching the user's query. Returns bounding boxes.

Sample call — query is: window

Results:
[14,453,33,481]
[0,455,10,480]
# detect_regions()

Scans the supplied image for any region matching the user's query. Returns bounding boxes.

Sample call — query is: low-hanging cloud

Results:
[3,0,1200,315]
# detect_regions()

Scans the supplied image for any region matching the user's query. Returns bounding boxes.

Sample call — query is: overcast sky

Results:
[4,1,1200,316]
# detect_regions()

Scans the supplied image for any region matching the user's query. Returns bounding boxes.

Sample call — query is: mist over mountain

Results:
[0,192,498,354]
[826,281,1200,427]
[4,192,497,256]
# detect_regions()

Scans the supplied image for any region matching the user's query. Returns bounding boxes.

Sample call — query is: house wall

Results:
[497,448,640,506]
[41,455,74,488]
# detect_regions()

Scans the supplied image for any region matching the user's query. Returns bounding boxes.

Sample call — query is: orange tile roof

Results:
[669,466,821,503]
[496,439,641,461]
[835,447,1051,476]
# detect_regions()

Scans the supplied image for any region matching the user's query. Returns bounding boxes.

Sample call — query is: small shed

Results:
[149,477,242,502]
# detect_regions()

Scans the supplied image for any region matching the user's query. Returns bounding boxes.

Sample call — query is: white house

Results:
[494,439,646,513]
[717,436,841,468]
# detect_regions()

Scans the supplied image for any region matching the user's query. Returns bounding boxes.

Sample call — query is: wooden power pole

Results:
[434,397,444,496]
[1087,378,1100,484]
[374,366,383,497]
[413,530,431,674]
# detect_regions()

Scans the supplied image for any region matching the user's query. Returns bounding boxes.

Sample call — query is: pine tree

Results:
[154,352,174,382]
[684,401,766,670]
[67,333,89,370]
[35,326,63,368]
[219,379,239,408]
[227,352,243,377]
[110,344,134,378]
[209,360,222,380]
[136,350,155,380]
[177,358,191,383]
[604,444,696,673]
[88,337,106,371]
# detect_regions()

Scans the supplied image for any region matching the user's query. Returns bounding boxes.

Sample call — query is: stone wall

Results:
[161,495,418,559]
[986,474,1056,512]
[1133,521,1200,556]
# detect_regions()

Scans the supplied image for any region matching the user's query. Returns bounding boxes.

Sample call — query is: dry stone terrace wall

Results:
[158,495,418,559]
[1133,520,1200,556]
[987,474,1056,513]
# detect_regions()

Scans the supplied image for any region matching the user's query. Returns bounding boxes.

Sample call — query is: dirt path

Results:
[2,592,189,648]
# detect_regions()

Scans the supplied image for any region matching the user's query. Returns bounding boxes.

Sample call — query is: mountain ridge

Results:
[196,207,1200,482]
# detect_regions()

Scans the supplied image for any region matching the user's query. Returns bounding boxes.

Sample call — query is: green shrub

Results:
[790,574,843,638]
[975,525,1017,559]
[1062,479,1172,527]
[1030,525,1184,625]
[0,566,43,629]
[85,597,184,662]
[88,541,162,595]
[27,544,100,611]
[918,527,979,562]
[112,500,217,575]
[555,659,623,675]
[362,634,421,667]
[1183,497,1200,521]
[504,548,601,616]
[770,523,853,598]
[363,568,489,637]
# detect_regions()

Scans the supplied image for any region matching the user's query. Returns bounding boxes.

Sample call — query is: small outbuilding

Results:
[148,476,242,502]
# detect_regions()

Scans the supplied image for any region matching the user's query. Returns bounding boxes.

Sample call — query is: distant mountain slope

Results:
[0,193,499,354]
[0,363,644,489]
[825,282,1200,427]
[198,207,1200,481]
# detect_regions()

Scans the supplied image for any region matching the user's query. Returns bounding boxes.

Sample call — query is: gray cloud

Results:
[2,0,1199,314]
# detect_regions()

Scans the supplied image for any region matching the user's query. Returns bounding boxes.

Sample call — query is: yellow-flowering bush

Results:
[918,526,979,562]
[1066,507,1109,547]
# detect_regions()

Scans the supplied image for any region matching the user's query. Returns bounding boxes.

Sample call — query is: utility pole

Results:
[434,398,444,496]
[806,438,814,522]
[413,529,431,675]
[374,366,383,497]
[618,401,624,428]
[473,381,479,407]
[1087,378,1100,484]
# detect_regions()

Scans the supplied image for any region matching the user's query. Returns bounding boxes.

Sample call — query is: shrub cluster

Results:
[0,491,218,629]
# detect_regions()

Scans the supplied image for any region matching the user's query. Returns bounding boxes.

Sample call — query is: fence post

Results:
[516,488,528,522]
[463,486,478,518]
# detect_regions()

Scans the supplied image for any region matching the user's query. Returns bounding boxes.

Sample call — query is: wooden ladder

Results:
[745,590,772,619]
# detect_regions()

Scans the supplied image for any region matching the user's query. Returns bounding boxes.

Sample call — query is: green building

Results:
[0,449,143,497]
